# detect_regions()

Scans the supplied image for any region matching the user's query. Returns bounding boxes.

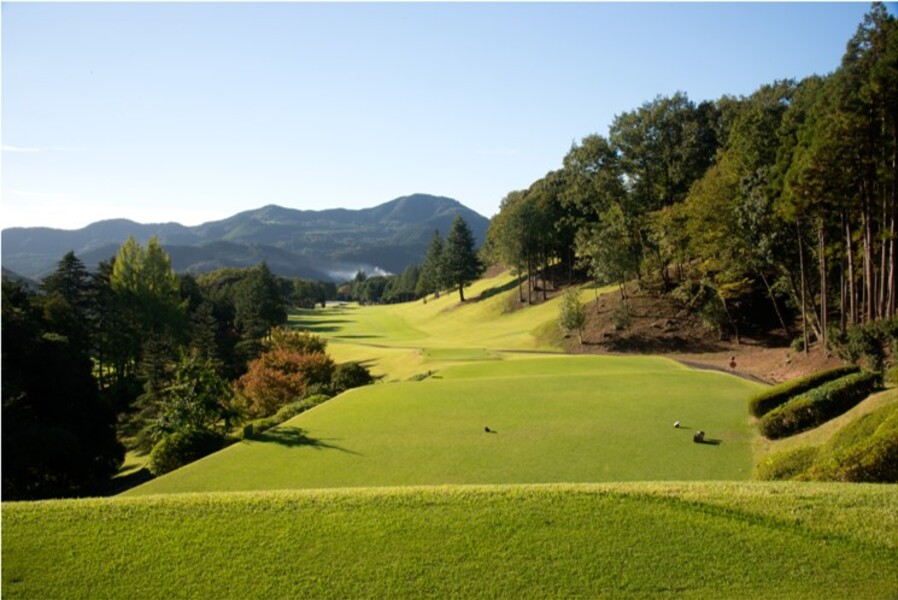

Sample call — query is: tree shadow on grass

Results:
[255,426,362,455]
[474,277,520,302]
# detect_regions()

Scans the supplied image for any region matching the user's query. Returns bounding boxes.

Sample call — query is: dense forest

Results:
[485,4,897,356]
[2,215,484,499]
[1,237,369,499]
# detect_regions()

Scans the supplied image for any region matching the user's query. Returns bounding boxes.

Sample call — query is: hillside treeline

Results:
[1,237,363,500]
[340,214,483,304]
[485,5,897,349]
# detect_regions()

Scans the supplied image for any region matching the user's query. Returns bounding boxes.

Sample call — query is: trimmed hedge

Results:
[148,429,228,476]
[748,365,860,418]
[241,394,331,439]
[758,372,882,439]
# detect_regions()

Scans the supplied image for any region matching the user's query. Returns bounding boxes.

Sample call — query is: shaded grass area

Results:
[4,483,896,599]
[124,356,759,495]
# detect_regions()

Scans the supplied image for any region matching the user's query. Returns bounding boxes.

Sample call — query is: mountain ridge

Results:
[2,194,489,281]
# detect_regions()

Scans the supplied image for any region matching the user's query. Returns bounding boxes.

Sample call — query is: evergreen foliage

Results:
[442,215,483,302]
[485,5,898,340]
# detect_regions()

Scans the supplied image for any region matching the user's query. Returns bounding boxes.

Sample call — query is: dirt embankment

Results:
[552,283,842,385]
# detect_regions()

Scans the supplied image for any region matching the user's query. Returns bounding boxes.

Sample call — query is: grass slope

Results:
[126,355,759,495]
[4,483,896,599]
[291,272,603,379]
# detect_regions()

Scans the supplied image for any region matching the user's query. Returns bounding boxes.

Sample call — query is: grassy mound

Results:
[4,483,896,599]
[123,355,759,496]
[755,393,898,482]
[291,272,605,380]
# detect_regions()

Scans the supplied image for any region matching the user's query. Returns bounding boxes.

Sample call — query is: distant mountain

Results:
[1,194,490,281]
[1,267,39,291]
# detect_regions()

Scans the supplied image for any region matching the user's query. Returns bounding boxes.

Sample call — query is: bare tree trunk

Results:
[526,252,533,305]
[885,195,896,318]
[760,271,791,337]
[845,213,857,326]
[839,253,847,334]
[594,280,600,312]
[818,222,828,351]
[862,180,875,322]
[797,220,810,354]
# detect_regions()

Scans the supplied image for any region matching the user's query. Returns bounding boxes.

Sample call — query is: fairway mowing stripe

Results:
[628,490,883,552]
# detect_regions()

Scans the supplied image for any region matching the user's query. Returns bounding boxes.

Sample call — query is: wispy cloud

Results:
[2,145,85,153]
[2,145,43,153]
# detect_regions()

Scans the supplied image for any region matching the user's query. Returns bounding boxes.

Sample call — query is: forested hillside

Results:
[1,194,489,281]
[485,5,897,357]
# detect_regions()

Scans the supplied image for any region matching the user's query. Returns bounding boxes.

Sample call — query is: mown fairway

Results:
[125,355,759,495]
[9,271,896,599]
[4,484,897,599]
[290,271,599,379]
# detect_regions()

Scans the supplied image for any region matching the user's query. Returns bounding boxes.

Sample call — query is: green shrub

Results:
[754,446,818,481]
[829,320,895,371]
[612,302,634,330]
[242,395,332,439]
[846,324,886,371]
[758,372,882,439]
[332,362,375,393]
[748,365,860,418]
[148,429,227,475]
[885,365,898,386]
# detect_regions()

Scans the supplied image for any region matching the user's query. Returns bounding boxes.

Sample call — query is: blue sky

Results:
[0,2,883,230]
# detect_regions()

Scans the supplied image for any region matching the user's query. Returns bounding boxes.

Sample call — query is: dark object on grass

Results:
[484,426,491,433]
[693,430,705,443]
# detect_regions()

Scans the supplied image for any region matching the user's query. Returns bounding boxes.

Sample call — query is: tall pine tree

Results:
[442,215,483,302]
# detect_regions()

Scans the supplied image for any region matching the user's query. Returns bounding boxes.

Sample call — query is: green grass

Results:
[10,271,895,598]
[4,483,896,599]
[754,388,898,458]
[289,272,601,379]
[125,355,760,495]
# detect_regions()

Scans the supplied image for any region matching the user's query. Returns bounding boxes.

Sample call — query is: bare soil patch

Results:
[559,283,841,385]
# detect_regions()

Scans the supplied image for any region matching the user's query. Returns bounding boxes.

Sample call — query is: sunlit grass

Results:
[4,483,896,599]
[289,271,602,379]
[124,355,760,495]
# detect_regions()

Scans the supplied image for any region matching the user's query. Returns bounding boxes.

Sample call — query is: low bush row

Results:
[758,371,882,439]
[241,394,331,439]
[748,365,859,418]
